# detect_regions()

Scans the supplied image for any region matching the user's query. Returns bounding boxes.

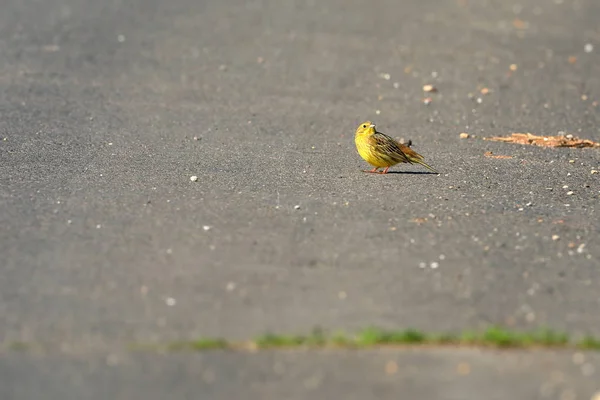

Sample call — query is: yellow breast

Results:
[355,134,391,168]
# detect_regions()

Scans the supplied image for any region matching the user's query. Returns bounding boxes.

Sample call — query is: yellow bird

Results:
[354,121,439,174]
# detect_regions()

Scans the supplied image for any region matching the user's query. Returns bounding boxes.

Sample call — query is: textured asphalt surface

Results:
[1,0,600,398]
[2,349,599,400]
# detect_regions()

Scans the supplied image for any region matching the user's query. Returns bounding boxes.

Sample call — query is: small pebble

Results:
[294,205,301,210]
[456,362,471,375]
[591,170,598,174]
[566,133,574,139]
[509,64,518,71]
[375,109,381,115]
[423,84,436,92]
[563,185,569,189]
[106,354,120,366]
[423,97,432,105]
[552,235,560,241]
[226,282,236,291]
[430,262,439,269]
[567,191,574,195]
[568,160,575,163]
[393,82,400,89]
[203,225,211,231]
[459,133,470,139]
[117,34,125,43]
[96,224,102,229]
[480,87,490,95]
[573,352,585,364]
[525,311,536,322]
[165,297,176,306]
[190,176,198,182]
[476,97,483,104]
[581,363,595,376]
[584,43,594,53]
[385,361,398,375]
[193,136,199,141]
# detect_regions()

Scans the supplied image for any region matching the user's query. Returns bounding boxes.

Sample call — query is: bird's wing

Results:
[369,132,411,163]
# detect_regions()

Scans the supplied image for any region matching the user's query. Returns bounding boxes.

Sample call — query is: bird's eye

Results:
[362,124,367,128]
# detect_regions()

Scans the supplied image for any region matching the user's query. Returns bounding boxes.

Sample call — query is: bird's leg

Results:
[381,167,390,174]
[363,167,380,173]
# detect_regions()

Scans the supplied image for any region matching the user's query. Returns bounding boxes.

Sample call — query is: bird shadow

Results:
[379,170,439,175]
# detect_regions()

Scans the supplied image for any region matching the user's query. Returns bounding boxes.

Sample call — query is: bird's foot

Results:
[362,168,380,173]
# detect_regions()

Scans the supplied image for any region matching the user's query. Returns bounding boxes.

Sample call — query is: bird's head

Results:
[355,121,376,137]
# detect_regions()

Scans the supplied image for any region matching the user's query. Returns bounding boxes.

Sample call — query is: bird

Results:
[354,121,439,174]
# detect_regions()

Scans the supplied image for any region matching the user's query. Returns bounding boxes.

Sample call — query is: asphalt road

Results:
[1,0,599,398]
[2,349,599,400]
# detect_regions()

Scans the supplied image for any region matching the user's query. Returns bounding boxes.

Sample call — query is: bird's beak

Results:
[369,124,375,128]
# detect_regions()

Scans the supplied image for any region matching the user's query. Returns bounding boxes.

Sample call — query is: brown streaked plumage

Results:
[354,121,439,174]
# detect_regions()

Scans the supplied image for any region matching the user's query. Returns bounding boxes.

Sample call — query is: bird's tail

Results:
[413,159,439,174]
[401,144,439,173]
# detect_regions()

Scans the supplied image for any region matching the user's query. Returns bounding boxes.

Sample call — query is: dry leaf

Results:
[456,362,471,375]
[484,133,599,148]
[513,18,528,29]
[385,361,399,375]
[484,151,513,159]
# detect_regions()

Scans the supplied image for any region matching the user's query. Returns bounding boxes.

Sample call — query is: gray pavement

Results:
[1,0,600,398]
[2,349,600,400]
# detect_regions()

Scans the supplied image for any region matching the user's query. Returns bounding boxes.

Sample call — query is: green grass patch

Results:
[472,327,567,348]
[168,338,229,351]
[355,327,427,346]
[578,336,600,350]
[18,327,598,353]
[8,342,30,351]
[254,333,306,348]
[159,326,598,352]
